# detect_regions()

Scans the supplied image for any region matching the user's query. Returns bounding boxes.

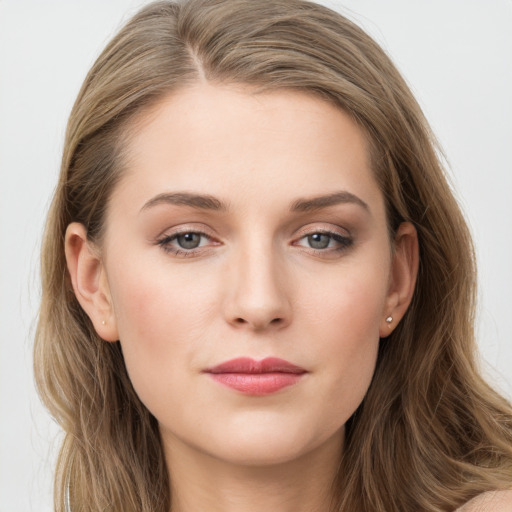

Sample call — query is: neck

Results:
[162,430,343,512]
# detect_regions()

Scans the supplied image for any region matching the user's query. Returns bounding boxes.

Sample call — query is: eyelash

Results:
[157,229,217,257]
[156,229,353,258]
[293,230,353,255]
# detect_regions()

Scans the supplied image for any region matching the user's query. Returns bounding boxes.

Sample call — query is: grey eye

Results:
[307,233,331,249]
[176,233,202,249]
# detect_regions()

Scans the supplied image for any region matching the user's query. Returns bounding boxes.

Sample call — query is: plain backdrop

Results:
[1,1,511,510]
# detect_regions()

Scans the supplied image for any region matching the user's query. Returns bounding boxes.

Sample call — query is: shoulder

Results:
[457,490,512,511]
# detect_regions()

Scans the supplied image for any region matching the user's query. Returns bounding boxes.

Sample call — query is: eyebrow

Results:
[140,192,229,212]
[290,191,369,212]
[140,190,369,214]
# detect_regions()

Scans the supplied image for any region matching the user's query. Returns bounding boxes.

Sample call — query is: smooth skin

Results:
[65,83,421,512]
[458,490,512,512]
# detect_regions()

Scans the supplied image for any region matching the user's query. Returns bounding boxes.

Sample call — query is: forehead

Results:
[113,83,384,217]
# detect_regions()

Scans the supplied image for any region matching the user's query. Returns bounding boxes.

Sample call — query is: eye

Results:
[294,230,352,252]
[306,233,332,249]
[157,230,215,256]
[175,232,203,249]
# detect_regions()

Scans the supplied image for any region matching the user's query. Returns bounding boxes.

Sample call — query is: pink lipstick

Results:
[204,357,306,395]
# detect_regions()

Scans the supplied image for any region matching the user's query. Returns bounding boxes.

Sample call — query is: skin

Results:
[65,84,419,512]
[457,490,512,512]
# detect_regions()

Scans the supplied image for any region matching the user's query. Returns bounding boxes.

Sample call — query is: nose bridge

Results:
[224,232,291,330]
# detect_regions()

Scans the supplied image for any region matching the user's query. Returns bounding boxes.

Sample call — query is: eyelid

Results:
[155,224,221,257]
[293,223,351,239]
[154,222,353,257]
[154,222,216,240]
[291,223,353,254]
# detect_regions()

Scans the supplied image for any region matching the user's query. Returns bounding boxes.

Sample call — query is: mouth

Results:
[203,357,307,396]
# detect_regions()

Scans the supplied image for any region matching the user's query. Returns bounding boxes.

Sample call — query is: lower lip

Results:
[208,373,303,395]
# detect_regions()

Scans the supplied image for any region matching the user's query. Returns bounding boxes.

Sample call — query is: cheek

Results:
[110,253,218,339]
[300,256,388,342]
[106,257,219,410]
[298,262,387,420]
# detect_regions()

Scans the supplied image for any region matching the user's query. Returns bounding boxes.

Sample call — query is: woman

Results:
[34,0,512,510]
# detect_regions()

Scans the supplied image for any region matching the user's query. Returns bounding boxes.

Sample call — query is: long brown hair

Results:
[34,1,512,510]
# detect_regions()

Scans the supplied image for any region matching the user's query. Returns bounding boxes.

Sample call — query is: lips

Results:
[204,357,307,395]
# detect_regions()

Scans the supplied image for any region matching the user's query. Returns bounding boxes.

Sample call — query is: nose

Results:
[222,244,292,332]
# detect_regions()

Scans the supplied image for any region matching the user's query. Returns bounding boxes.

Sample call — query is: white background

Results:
[1,1,511,510]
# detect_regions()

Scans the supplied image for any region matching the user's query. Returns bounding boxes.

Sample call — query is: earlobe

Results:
[379,222,419,338]
[64,222,119,342]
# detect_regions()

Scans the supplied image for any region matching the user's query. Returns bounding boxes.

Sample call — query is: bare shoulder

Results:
[457,490,512,511]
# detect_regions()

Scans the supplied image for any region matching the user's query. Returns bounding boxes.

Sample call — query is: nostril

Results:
[233,317,283,326]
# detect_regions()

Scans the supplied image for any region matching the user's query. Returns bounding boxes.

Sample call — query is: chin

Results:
[196,413,344,467]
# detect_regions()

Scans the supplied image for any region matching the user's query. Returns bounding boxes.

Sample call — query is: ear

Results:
[64,222,119,342]
[379,222,419,337]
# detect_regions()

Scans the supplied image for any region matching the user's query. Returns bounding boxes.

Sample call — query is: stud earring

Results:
[385,316,393,325]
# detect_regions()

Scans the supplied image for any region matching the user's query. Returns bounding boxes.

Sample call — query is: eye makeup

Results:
[155,226,354,259]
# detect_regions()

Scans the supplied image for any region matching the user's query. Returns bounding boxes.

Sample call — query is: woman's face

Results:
[71,84,416,467]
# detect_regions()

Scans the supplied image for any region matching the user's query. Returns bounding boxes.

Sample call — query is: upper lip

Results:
[205,357,307,374]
